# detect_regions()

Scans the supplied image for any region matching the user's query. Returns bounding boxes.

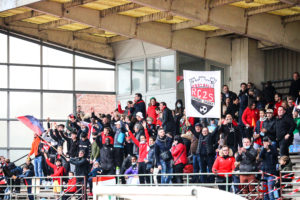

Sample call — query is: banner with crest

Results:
[184,70,221,118]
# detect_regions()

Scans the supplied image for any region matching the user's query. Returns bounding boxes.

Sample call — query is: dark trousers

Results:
[173,163,185,184]
[216,176,232,191]
[114,148,124,168]
[199,154,215,183]
[138,162,149,184]
[62,192,75,200]
[27,186,33,200]
[279,138,291,156]
[102,168,115,175]
[88,177,93,193]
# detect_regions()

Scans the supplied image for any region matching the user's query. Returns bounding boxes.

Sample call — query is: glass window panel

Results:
[0,92,7,118]
[43,93,73,119]
[43,46,73,66]
[10,121,37,148]
[117,63,130,95]
[147,58,160,91]
[75,69,114,91]
[10,36,40,64]
[43,67,73,90]
[10,92,40,117]
[161,55,175,89]
[0,150,7,158]
[75,55,114,69]
[9,149,30,166]
[132,60,144,92]
[0,33,7,63]
[10,66,40,89]
[0,65,7,88]
[0,121,7,147]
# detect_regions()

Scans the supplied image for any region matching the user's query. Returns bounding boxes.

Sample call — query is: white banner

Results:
[184,70,221,118]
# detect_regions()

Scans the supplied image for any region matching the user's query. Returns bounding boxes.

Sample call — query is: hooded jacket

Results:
[212,149,235,177]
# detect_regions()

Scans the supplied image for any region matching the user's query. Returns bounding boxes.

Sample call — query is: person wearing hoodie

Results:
[259,137,278,200]
[126,121,150,184]
[253,109,266,149]
[242,101,259,139]
[212,145,235,191]
[147,97,159,125]
[171,135,187,184]
[155,128,173,184]
[113,121,126,169]
[236,138,258,198]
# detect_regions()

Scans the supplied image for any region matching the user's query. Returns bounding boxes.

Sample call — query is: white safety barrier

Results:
[93,186,246,200]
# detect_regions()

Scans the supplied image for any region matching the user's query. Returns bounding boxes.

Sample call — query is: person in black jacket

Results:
[67,150,89,197]
[259,137,278,200]
[60,131,79,172]
[159,102,176,135]
[130,93,146,118]
[225,97,240,121]
[263,81,276,104]
[261,109,277,149]
[197,127,217,183]
[99,138,115,175]
[189,123,202,183]
[78,133,91,158]
[275,106,296,156]
[218,114,242,154]
[289,72,300,99]
[222,85,237,104]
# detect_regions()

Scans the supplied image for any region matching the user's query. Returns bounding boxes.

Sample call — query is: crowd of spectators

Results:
[0,72,299,200]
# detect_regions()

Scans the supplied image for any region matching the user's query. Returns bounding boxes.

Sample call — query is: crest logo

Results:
[189,76,216,115]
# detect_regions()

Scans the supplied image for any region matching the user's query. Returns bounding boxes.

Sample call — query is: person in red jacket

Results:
[100,127,113,145]
[147,97,159,125]
[126,122,150,184]
[62,171,77,200]
[212,145,235,191]
[273,93,282,116]
[242,101,259,138]
[44,153,66,196]
[171,135,187,184]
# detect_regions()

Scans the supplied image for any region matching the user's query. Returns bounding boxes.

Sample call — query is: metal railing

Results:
[94,171,300,199]
[0,176,86,200]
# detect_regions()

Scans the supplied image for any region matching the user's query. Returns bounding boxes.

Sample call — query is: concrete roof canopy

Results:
[0,0,299,62]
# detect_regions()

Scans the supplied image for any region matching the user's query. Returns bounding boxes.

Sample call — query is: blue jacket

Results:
[259,145,278,175]
[88,167,102,177]
[18,170,34,186]
[130,100,146,117]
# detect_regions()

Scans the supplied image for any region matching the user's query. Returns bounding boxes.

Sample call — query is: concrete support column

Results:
[230,38,265,94]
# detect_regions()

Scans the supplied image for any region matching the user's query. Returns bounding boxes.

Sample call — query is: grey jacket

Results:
[236,146,257,172]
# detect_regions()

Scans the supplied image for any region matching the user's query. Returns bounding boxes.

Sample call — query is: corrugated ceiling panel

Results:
[82,0,130,10]
[0,7,31,18]
[193,25,219,31]
[231,0,279,8]
[157,16,189,24]
[58,23,90,31]
[93,32,118,37]
[22,15,60,24]
[119,7,160,17]
[268,6,300,16]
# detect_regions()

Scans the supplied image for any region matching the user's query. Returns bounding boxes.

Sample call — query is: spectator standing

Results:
[253,109,266,149]
[155,128,173,184]
[212,145,235,191]
[147,97,159,125]
[263,81,276,105]
[261,109,277,150]
[259,137,278,200]
[113,121,126,169]
[236,138,258,198]
[62,171,77,200]
[222,85,237,104]
[242,101,259,139]
[189,123,202,183]
[293,110,300,150]
[275,106,296,156]
[238,83,249,124]
[289,72,300,99]
[160,102,176,136]
[28,134,44,178]
[171,136,187,184]
[130,93,146,118]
